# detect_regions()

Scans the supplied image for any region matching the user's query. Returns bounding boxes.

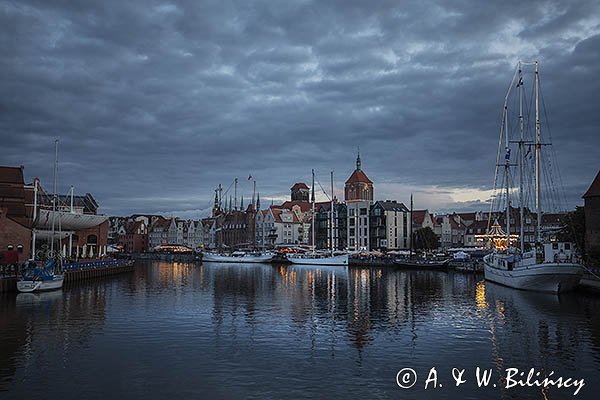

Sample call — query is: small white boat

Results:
[17,259,64,293]
[202,251,274,263]
[17,275,64,292]
[287,253,348,266]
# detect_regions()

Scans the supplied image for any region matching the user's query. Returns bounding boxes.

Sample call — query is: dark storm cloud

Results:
[1,0,599,216]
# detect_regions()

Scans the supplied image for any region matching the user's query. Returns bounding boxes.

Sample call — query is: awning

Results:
[36,209,108,230]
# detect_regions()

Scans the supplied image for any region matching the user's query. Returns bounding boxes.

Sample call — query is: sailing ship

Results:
[18,140,65,293]
[16,259,64,292]
[287,170,349,266]
[482,61,583,293]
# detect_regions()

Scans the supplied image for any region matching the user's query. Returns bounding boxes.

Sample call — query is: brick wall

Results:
[0,207,31,263]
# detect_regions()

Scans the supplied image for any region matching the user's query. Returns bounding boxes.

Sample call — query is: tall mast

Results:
[31,178,38,260]
[311,169,315,249]
[504,97,510,249]
[518,62,525,252]
[535,61,542,245]
[330,170,334,255]
[409,193,413,258]
[234,178,238,210]
[50,140,58,254]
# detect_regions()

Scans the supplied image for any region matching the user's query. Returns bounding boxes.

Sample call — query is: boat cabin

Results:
[543,242,576,263]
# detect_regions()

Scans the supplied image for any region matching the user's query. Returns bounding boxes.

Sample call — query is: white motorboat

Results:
[287,253,348,266]
[482,61,583,293]
[202,251,274,263]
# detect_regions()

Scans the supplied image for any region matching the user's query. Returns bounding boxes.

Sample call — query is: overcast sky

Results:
[2,0,599,218]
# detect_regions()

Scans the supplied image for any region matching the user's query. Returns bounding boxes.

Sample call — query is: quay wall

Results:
[0,260,135,293]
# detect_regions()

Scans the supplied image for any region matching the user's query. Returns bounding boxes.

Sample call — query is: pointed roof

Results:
[345,169,372,184]
[583,170,600,198]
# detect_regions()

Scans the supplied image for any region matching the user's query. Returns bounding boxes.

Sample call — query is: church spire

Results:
[256,192,260,210]
[356,147,361,171]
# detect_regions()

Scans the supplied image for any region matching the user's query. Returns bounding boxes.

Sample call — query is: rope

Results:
[581,264,600,281]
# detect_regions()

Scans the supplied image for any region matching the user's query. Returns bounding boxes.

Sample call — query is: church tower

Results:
[344,151,374,251]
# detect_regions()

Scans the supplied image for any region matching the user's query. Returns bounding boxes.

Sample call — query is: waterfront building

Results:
[464,219,489,247]
[278,201,313,245]
[370,200,410,251]
[584,170,600,263]
[433,214,467,249]
[345,153,374,251]
[148,217,171,249]
[201,218,217,249]
[214,205,256,249]
[117,220,148,253]
[315,201,347,250]
[0,166,32,263]
[411,210,435,231]
[256,206,303,247]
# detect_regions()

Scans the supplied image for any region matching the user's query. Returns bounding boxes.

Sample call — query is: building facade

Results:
[345,153,373,251]
[370,200,410,251]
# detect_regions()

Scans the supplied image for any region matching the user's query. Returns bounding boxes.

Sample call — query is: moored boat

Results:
[17,259,64,293]
[286,253,348,266]
[394,257,450,270]
[202,251,274,263]
[482,61,583,293]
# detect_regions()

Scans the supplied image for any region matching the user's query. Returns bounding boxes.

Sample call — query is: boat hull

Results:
[484,263,583,293]
[17,275,64,293]
[394,258,450,270]
[202,254,273,263]
[287,254,348,266]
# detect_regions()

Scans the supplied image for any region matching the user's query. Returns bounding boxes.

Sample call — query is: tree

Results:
[557,206,586,259]
[413,227,440,251]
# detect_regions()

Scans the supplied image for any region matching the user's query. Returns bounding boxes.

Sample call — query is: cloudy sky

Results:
[2,0,599,217]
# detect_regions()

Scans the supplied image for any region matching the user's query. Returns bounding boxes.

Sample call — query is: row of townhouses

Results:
[108,154,574,253]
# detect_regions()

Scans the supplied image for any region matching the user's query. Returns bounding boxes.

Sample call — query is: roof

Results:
[345,169,373,184]
[270,207,300,223]
[291,182,309,190]
[375,200,408,212]
[583,170,600,198]
[0,166,24,184]
[466,219,490,233]
[456,212,477,221]
[279,201,312,213]
[411,210,429,225]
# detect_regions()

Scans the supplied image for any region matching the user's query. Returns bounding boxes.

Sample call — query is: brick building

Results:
[0,166,32,263]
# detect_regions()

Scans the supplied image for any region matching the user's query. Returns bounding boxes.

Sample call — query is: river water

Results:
[1,261,599,399]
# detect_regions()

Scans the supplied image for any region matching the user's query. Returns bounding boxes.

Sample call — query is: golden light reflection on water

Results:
[475,280,488,310]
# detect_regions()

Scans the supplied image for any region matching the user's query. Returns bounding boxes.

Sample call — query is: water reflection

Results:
[1,261,599,399]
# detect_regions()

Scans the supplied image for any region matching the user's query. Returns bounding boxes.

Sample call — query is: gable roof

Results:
[345,169,372,184]
[583,170,600,198]
[412,210,429,225]
[279,201,312,213]
[270,207,300,223]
